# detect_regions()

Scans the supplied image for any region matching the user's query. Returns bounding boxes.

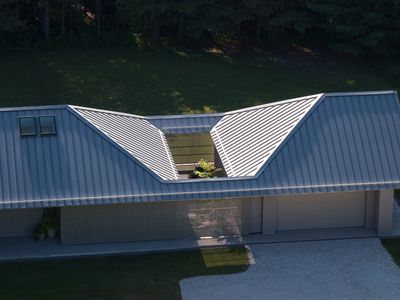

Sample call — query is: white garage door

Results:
[276,192,366,231]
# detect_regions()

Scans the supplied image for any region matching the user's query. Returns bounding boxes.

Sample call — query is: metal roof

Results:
[147,113,223,134]
[71,106,179,180]
[211,94,322,177]
[0,90,399,209]
[258,91,400,193]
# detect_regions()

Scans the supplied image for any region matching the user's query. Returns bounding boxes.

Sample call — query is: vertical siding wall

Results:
[261,191,378,234]
[60,199,246,245]
[377,190,394,236]
[0,208,42,237]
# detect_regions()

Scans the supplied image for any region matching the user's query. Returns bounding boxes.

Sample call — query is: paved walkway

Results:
[0,227,377,262]
[180,238,400,300]
[0,236,244,262]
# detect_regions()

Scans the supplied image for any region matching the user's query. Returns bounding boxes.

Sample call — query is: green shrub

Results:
[190,159,222,179]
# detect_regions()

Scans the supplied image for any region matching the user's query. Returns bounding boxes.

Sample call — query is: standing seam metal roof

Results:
[0,91,399,210]
[147,113,223,134]
[71,106,179,180]
[211,94,322,177]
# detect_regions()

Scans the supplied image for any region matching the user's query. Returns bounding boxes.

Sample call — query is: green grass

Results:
[382,239,400,267]
[0,247,248,300]
[0,47,396,115]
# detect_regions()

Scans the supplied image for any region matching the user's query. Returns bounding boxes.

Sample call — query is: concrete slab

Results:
[245,227,376,244]
[0,226,378,262]
[181,238,400,300]
[0,236,244,262]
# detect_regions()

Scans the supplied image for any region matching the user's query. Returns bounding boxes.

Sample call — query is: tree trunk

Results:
[61,0,65,36]
[153,13,160,40]
[177,15,184,42]
[43,0,50,40]
[255,16,261,41]
[15,0,18,32]
[115,0,119,32]
[96,0,101,39]
[68,0,72,36]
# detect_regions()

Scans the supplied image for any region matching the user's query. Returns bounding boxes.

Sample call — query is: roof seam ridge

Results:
[66,106,166,183]
[222,94,321,116]
[159,130,179,180]
[72,105,145,119]
[213,129,236,176]
[254,93,325,176]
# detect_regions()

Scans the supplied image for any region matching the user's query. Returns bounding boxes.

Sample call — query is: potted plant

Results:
[43,215,58,239]
[33,224,46,241]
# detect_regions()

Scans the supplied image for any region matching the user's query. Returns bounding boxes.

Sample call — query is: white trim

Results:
[0,105,68,112]
[66,106,167,183]
[70,105,145,119]
[212,129,235,176]
[325,90,396,97]
[2,180,400,205]
[162,125,212,130]
[254,93,325,176]
[160,130,180,179]
[146,113,224,119]
[221,94,323,116]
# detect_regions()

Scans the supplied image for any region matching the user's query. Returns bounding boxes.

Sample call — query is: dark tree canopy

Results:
[0,0,399,58]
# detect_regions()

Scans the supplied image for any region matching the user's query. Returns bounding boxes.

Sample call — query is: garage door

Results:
[276,192,366,231]
[0,208,43,237]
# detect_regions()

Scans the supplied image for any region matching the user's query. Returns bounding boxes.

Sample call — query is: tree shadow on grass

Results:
[0,48,394,115]
[0,247,249,300]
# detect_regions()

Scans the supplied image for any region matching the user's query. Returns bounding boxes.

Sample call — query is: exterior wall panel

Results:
[377,190,394,236]
[61,199,244,245]
[249,197,262,233]
[0,208,42,237]
[262,197,277,234]
[275,192,366,231]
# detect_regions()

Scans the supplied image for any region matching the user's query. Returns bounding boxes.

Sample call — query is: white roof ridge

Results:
[146,112,224,119]
[211,94,324,177]
[69,105,145,119]
[0,104,69,112]
[221,93,323,116]
[253,94,325,176]
[69,106,179,181]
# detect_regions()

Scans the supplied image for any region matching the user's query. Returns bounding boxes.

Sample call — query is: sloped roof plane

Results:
[211,94,323,177]
[71,106,179,180]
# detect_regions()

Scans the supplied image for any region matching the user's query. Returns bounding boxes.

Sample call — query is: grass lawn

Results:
[0,247,248,300]
[382,239,400,267]
[0,47,396,115]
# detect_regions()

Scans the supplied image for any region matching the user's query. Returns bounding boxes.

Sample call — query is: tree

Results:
[307,0,400,56]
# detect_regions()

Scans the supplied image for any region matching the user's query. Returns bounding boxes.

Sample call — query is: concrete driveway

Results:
[180,238,400,300]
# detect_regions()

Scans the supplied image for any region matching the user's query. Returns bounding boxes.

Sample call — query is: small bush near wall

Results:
[33,209,59,241]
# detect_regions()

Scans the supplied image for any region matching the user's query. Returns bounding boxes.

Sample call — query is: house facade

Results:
[0,91,399,245]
